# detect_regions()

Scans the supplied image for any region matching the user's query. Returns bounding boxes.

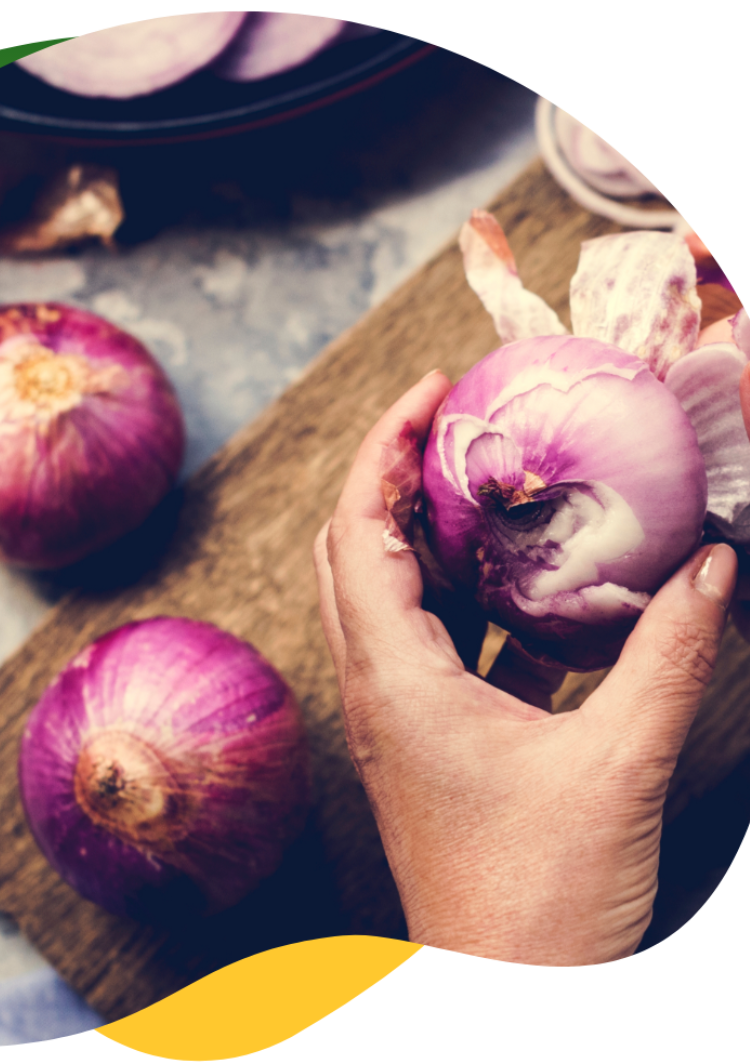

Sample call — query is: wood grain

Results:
[0,159,746,1020]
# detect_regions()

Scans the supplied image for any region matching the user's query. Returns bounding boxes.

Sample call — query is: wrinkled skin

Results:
[315,372,736,965]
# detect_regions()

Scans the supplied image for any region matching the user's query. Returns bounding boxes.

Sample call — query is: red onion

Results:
[553,110,660,199]
[213,13,347,82]
[733,308,750,358]
[0,303,184,570]
[666,340,750,546]
[414,213,713,670]
[18,618,310,922]
[15,13,365,99]
[16,14,246,99]
[684,229,735,293]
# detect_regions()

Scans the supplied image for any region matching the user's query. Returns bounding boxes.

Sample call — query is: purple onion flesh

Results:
[18,617,310,922]
[0,303,184,570]
[17,14,246,99]
[554,110,660,199]
[422,335,708,670]
[16,14,378,99]
[213,13,347,82]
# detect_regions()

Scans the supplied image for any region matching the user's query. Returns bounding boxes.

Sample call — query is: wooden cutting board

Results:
[0,159,745,1022]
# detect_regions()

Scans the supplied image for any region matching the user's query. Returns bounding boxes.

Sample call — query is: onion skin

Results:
[570,231,701,382]
[18,618,310,923]
[422,335,707,670]
[0,303,184,569]
[666,341,750,546]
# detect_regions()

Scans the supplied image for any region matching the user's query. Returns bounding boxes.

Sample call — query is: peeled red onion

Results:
[0,303,184,569]
[422,335,708,669]
[16,14,246,99]
[427,212,749,668]
[18,617,310,922]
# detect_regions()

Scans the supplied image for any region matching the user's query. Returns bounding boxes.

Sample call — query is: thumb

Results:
[586,543,737,761]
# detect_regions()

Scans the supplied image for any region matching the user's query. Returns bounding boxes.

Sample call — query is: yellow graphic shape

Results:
[98,936,421,1059]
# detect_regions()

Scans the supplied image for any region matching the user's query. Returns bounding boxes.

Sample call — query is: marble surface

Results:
[0,48,538,1043]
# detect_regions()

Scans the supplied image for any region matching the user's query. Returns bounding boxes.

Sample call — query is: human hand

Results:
[314,371,737,966]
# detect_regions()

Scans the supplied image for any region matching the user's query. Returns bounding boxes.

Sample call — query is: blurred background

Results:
[0,21,747,1045]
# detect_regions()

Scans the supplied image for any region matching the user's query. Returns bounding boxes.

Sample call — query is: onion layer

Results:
[0,303,184,569]
[17,14,246,99]
[18,618,310,922]
[553,110,660,199]
[213,13,346,82]
[422,335,707,669]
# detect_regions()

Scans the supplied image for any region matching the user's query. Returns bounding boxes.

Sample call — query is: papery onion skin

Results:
[733,308,750,359]
[0,303,185,569]
[18,617,310,923]
[666,341,750,545]
[422,335,707,670]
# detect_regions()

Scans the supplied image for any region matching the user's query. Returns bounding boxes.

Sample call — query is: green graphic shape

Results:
[0,40,74,71]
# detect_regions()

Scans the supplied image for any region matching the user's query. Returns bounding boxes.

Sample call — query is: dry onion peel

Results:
[459,210,568,344]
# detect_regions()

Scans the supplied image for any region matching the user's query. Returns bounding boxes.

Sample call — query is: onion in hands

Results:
[400,211,748,670]
[0,303,184,569]
[18,618,310,922]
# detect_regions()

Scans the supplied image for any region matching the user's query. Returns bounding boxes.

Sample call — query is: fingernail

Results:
[420,368,441,379]
[693,543,737,609]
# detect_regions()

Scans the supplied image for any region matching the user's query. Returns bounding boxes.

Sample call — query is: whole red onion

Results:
[0,303,184,569]
[422,335,708,669]
[18,618,310,922]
